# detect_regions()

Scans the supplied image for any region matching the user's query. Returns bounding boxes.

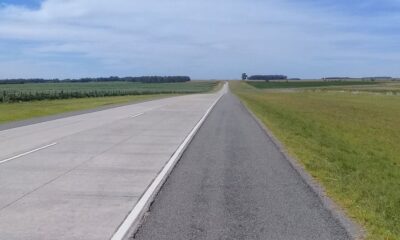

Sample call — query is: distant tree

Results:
[241,73,248,80]
[247,75,287,81]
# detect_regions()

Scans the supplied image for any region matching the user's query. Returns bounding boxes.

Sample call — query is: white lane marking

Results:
[129,113,144,118]
[129,104,168,118]
[150,104,167,111]
[0,142,58,165]
[110,84,227,240]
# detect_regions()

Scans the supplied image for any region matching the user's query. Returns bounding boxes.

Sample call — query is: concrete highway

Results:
[133,92,350,240]
[0,87,224,240]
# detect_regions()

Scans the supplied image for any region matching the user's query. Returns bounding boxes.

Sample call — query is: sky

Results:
[0,0,399,79]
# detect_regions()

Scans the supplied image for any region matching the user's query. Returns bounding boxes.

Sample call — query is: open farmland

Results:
[316,82,400,95]
[231,81,400,240]
[0,81,219,103]
[247,80,380,89]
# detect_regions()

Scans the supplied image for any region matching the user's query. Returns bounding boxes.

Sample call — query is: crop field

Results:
[231,81,400,240]
[0,81,218,103]
[316,82,400,94]
[247,80,380,89]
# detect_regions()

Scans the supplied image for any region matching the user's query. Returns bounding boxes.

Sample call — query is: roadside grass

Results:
[230,81,400,240]
[0,94,174,124]
[247,80,380,89]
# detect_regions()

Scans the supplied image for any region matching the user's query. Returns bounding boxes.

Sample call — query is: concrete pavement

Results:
[134,92,351,240]
[0,86,225,240]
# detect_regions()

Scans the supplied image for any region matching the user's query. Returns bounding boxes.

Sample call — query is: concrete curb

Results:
[234,93,365,240]
[110,84,227,240]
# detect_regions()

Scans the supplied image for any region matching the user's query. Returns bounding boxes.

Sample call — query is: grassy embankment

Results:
[230,81,400,240]
[0,81,219,124]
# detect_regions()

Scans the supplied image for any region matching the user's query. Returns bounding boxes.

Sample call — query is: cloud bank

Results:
[0,0,399,79]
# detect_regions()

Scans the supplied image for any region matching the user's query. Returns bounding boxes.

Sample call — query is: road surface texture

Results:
[134,92,350,240]
[0,87,224,240]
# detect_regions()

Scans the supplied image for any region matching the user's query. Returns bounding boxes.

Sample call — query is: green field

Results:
[317,82,400,94]
[231,81,400,240]
[0,81,218,102]
[247,80,380,89]
[0,94,176,124]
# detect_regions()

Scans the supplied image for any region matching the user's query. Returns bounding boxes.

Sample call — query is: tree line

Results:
[247,75,287,81]
[0,76,191,84]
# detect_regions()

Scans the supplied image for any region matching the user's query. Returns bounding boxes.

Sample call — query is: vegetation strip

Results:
[230,81,400,240]
[0,95,171,125]
[247,81,379,89]
[0,81,218,103]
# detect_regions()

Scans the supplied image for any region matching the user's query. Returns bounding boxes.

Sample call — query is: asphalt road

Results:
[134,92,350,240]
[0,89,223,240]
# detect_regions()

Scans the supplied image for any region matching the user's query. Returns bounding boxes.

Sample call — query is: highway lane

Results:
[0,86,225,240]
[134,91,350,240]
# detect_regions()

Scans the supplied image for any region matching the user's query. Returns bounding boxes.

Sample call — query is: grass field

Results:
[317,82,400,95]
[231,81,400,240]
[247,80,380,89]
[0,94,176,124]
[0,81,218,102]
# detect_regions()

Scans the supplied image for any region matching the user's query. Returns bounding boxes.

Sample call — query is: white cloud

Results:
[0,0,399,78]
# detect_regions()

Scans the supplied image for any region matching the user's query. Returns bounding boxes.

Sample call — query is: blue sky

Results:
[0,0,399,79]
[0,0,41,8]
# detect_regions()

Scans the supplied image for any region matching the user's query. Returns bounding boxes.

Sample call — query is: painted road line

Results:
[110,85,227,240]
[0,142,58,165]
[129,113,144,118]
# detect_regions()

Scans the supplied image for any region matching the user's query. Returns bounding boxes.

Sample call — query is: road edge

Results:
[110,85,226,240]
[232,92,366,240]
